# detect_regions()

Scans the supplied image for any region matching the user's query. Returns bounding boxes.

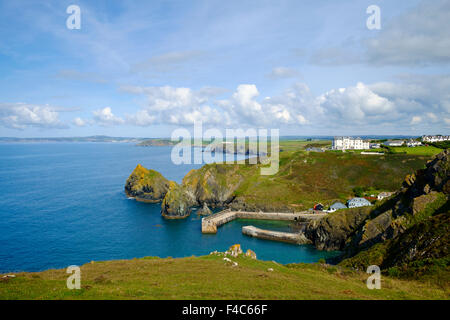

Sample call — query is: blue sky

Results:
[0,0,449,137]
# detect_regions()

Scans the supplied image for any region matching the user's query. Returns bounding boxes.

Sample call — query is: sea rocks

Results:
[411,192,438,215]
[196,202,213,216]
[182,164,244,208]
[211,246,257,261]
[226,244,243,257]
[245,249,257,259]
[304,207,372,251]
[161,182,196,219]
[125,164,170,202]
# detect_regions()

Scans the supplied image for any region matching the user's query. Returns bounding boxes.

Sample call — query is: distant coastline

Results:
[0,135,422,144]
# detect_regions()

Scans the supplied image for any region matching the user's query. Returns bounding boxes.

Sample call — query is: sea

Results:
[0,143,337,272]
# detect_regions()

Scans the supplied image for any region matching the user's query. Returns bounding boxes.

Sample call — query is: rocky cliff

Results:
[125,150,429,217]
[305,150,449,277]
[182,163,245,208]
[124,163,248,218]
[125,164,170,202]
[161,181,196,219]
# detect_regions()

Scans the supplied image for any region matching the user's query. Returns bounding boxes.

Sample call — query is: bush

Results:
[353,186,365,197]
[387,267,401,277]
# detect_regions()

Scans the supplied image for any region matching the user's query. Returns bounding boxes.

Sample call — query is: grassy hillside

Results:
[1,254,447,300]
[210,150,430,211]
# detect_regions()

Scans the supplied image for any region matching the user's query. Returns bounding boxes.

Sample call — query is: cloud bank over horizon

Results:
[0,0,449,137]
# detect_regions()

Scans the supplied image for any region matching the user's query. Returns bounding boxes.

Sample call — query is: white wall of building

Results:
[332,137,369,150]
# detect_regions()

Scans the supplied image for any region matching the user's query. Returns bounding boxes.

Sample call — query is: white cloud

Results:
[131,50,205,73]
[217,84,311,126]
[426,112,438,122]
[310,47,362,66]
[123,85,228,126]
[313,78,450,131]
[73,117,87,127]
[100,77,450,133]
[126,110,156,127]
[93,107,124,126]
[122,83,310,128]
[317,82,395,122]
[267,67,300,79]
[411,116,422,125]
[366,0,450,66]
[0,103,66,129]
[55,70,107,84]
[310,1,450,67]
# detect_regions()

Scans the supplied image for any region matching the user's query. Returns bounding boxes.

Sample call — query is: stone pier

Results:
[242,226,311,244]
[201,209,326,234]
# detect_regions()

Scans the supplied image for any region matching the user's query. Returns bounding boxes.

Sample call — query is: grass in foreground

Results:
[1,255,448,300]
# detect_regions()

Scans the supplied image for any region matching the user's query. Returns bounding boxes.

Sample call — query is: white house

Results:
[327,201,347,213]
[347,197,372,208]
[332,137,370,150]
[377,192,394,200]
[406,139,422,147]
[384,140,404,147]
[422,135,450,143]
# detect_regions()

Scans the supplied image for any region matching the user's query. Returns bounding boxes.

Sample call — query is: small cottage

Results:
[347,197,372,208]
[328,202,347,212]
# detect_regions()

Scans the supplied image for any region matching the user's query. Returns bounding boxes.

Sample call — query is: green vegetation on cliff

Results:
[161,181,196,219]
[126,143,433,217]
[193,151,428,212]
[125,164,170,202]
[309,150,450,281]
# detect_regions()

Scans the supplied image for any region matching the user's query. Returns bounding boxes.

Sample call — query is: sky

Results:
[0,0,449,138]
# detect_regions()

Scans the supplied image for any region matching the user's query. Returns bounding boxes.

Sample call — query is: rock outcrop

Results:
[125,164,170,202]
[305,150,449,257]
[182,163,245,208]
[161,182,196,219]
[245,249,257,259]
[196,202,213,216]
[226,244,243,257]
[304,207,372,251]
[326,150,449,277]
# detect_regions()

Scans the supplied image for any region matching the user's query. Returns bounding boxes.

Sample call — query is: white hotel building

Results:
[332,137,370,150]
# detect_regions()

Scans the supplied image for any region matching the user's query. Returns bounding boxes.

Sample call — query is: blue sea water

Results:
[0,143,337,272]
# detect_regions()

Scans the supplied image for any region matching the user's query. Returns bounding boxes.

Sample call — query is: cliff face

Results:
[340,213,449,278]
[182,163,245,208]
[306,150,449,277]
[305,207,372,251]
[125,164,170,202]
[125,150,429,217]
[124,163,247,219]
[161,182,196,219]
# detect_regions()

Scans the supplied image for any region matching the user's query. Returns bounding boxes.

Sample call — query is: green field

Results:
[214,149,431,210]
[363,146,443,156]
[1,254,447,300]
